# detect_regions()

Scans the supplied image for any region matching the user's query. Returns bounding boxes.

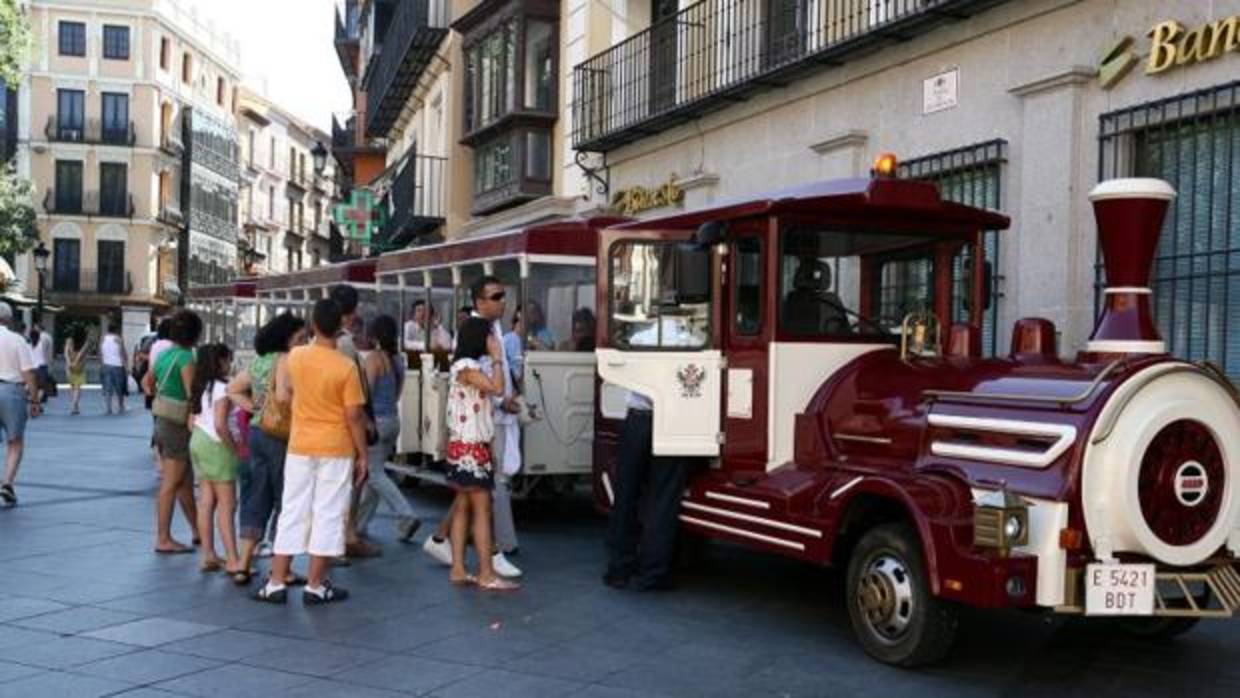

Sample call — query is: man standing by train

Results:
[603,313,701,591]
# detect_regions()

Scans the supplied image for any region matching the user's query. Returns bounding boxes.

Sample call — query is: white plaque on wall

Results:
[923,68,959,115]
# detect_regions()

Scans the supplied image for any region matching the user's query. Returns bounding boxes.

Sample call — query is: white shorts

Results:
[273,453,353,558]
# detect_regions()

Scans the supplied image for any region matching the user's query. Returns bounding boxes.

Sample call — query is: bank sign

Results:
[1100,17,1240,89]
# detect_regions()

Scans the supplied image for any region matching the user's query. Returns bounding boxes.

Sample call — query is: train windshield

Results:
[609,240,711,350]
[780,225,947,339]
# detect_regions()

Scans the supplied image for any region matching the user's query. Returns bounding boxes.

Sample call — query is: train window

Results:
[733,237,762,335]
[609,240,710,350]
[525,263,596,352]
[779,225,931,339]
[877,254,935,327]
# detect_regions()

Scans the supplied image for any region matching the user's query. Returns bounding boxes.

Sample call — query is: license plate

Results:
[1085,563,1155,616]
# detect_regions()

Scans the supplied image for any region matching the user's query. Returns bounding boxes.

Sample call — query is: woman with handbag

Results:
[142,310,201,554]
[227,312,307,586]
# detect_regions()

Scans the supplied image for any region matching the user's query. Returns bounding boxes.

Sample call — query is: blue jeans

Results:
[101,365,127,397]
[0,383,28,443]
[240,427,287,541]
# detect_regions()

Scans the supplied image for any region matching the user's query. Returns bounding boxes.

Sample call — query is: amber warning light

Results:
[872,153,899,178]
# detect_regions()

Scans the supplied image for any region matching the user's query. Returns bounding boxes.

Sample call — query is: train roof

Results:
[255,259,377,292]
[609,177,1011,234]
[375,216,628,275]
[186,279,257,300]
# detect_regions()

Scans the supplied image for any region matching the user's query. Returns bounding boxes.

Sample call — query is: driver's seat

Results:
[784,259,849,335]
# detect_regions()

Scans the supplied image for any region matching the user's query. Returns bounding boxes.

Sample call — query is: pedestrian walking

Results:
[253,299,368,605]
[227,312,308,586]
[0,302,40,507]
[143,310,201,554]
[100,321,128,414]
[189,343,243,575]
[444,317,518,591]
[354,314,420,542]
[28,324,53,406]
[423,276,522,578]
[64,327,88,415]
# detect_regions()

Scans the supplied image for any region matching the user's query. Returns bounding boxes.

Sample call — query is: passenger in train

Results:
[502,306,524,387]
[522,300,555,350]
[558,307,597,352]
[403,300,453,353]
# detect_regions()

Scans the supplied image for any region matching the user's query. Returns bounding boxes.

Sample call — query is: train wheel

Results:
[845,523,958,667]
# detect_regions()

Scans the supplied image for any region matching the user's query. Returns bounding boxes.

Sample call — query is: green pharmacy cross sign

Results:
[332,189,386,245]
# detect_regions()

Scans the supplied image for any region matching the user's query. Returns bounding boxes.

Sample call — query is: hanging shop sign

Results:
[1101,17,1240,89]
[611,179,684,216]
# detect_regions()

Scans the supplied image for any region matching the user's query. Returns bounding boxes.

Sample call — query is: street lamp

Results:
[312,141,328,176]
[32,242,50,324]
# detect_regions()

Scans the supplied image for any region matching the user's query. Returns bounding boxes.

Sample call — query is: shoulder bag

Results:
[151,350,190,423]
[257,359,292,441]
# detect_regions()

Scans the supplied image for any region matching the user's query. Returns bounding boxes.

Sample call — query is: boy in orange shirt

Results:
[254,299,369,604]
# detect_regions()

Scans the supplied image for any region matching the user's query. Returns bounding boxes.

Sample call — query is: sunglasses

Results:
[486,291,507,302]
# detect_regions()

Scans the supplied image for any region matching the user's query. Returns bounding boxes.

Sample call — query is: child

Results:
[189,343,243,575]
[445,317,519,591]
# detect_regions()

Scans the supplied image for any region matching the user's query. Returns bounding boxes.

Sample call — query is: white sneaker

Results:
[492,552,522,578]
[422,536,452,566]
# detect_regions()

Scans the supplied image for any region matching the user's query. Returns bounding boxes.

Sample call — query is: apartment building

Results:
[13,0,241,346]
[236,86,336,277]
[331,0,592,257]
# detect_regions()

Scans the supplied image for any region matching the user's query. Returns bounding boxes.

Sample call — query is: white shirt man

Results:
[0,303,39,506]
[100,331,124,367]
[403,304,451,352]
[625,313,707,411]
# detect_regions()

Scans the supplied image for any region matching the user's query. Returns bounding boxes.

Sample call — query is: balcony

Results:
[50,269,134,297]
[376,153,445,251]
[335,0,361,81]
[157,201,184,227]
[572,0,1011,152]
[286,173,309,194]
[363,0,450,139]
[42,190,135,218]
[45,116,136,146]
[160,131,185,158]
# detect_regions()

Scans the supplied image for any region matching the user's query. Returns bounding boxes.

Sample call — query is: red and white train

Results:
[190,162,1240,666]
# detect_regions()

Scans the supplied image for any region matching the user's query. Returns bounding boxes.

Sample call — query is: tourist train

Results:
[190,160,1240,666]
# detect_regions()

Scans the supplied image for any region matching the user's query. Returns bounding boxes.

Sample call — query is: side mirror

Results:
[672,243,711,304]
[961,259,994,313]
[692,221,727,248]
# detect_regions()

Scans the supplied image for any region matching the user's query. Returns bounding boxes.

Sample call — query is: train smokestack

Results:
[1086,178,1176,354]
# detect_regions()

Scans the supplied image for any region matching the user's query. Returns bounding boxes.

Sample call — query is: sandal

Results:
[251,581,288,605]
[284,573,307,587]
[303,580,349,606]
[449,574,478,586]
[200,560,222,573]
[231,569,253,586]
[154,544,193,555]
[478,577,520,592]
[0,484,15,507]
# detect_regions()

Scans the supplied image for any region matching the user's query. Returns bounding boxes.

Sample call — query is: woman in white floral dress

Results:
[445,317,519,591]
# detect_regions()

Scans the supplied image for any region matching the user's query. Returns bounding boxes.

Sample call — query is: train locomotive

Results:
[593,166,1240,666]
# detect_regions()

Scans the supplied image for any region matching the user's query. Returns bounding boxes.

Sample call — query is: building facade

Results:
[236,86,335,277]
[568,0,1240,380]
[13,0,241,347]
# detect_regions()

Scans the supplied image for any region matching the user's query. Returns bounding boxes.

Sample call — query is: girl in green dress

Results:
[189,343,242,574]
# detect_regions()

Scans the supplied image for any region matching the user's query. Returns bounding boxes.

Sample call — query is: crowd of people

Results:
[126,277,529,603]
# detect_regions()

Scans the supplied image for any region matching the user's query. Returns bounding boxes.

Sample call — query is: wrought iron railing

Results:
[332,113,355,150]
[50,269,133,295]
[43,190,135,218]
[572,0,1008,151]
[45,116,136,146]
[363,0,450,138]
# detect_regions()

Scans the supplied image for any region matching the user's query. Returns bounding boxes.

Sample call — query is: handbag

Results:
[257,362,291,441]
[151,350,190,423]
[356,356,378,447]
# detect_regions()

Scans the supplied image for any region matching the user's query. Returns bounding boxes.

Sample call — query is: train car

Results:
[253,258,382,322]
[593,162,1240,666]
[375,217,624,496]
[187,279,260,367]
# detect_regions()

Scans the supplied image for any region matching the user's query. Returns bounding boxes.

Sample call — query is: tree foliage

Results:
[0,165,37,258]
[0,0,31,88]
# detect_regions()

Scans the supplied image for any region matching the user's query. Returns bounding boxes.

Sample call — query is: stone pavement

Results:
[2,391,1240,697]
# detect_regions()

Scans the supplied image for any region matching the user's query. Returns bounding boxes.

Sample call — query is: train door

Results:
[721,227,769,474]
[596,238,723,456]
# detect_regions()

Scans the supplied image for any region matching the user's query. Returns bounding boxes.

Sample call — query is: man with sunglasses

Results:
[423,275,522,579]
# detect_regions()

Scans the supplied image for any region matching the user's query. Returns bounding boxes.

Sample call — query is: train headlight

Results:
[973,487,1029,553]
